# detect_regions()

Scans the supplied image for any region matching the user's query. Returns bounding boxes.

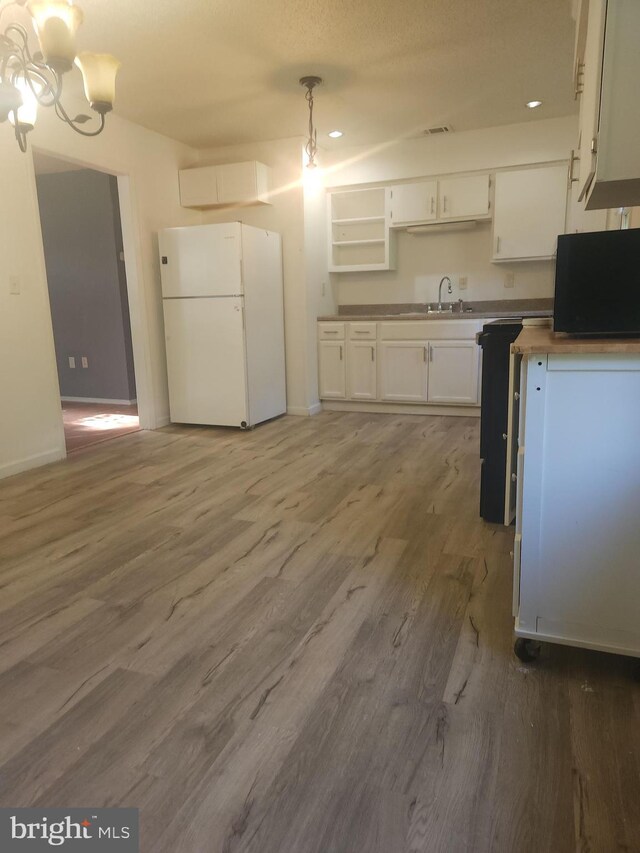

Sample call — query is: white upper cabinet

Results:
[390,181,437,226]
[179,161,271,208]
[576,0,607,204]
[492,165,568,262]
[217,162,270,205]
[583,0,640,209]
[438,175,490,220]
[328,187,395,273]
[389,175,491,227]
[179,166,218,208]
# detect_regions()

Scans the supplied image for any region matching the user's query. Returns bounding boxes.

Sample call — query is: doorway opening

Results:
[33,152,140,453]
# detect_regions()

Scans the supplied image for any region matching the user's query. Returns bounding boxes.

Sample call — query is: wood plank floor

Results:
[0,412,638,853]
[62,402,140,453]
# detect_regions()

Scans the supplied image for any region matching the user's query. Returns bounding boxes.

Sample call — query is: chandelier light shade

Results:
[27,0,84,72]
[300,75,322,169]
[75,52,121,113]
[0,0,120,152]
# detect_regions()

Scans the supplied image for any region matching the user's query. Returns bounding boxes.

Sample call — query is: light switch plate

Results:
[458,276,468,290]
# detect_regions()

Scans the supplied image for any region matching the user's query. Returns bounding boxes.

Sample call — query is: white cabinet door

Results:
[319,341,346,399]
[347,341,377,400]
[492,166,568,261]
[438,174,490,220]
[390,181,437,226]
[427,340,480,404]
[217,162,267,204]
[179,166,218,207]
[577,0,606,203]
[379,341,428,401]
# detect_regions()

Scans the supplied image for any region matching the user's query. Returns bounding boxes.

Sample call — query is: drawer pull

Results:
[354,331,369,334]
[324,330,339,335]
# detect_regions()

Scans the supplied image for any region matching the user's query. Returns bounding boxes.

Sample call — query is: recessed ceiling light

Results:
[525,100,543,109]
[328,130,343,138]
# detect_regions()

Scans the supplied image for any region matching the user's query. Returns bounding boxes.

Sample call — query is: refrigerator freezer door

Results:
[159,223,242,298]
[163,297,248,426]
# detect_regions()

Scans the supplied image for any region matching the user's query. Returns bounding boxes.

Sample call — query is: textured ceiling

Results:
[22,0,578,149]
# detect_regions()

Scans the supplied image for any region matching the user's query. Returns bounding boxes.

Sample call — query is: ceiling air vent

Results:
[424,125,452,135]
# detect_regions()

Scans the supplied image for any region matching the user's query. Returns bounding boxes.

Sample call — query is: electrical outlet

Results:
[458,276,468,290]
[81,356,89,368]
[505,273,515,289]
[68,357,76,369]
[9,275,20,295]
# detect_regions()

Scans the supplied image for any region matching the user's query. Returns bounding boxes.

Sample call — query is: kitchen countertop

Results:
[319,298,553,322]
[512,326,640,355]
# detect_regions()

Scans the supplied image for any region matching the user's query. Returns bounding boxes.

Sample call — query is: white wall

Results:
[322,116,578,305]
[0,98,200,478]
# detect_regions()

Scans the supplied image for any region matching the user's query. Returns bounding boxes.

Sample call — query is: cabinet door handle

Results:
[371,346,375,362]
[514,391,520,400]
[339,345,343,361]
[495,236,501,254]
[574,61,585,99]
[569,149,580,184]
[442,195,447,213]
[511,473,517,482]
[429,343,433,362]
[423,345,428,363]
[430,196,435,215]
[502,433,508,440]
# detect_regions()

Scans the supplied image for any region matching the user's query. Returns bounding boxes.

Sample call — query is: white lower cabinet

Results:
[427,340,480,404]
[318,319,483,410]
[379,341,428,402]
[318,341,346,398]
[347,341,377,399]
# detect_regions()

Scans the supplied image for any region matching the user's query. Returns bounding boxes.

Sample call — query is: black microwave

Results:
[554,228,640,336]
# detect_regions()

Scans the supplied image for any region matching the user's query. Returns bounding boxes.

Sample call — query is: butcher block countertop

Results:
[512,326,640,355]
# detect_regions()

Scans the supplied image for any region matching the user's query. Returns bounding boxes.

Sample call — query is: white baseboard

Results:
[0,446,67,481]
[321,400,480,417]
[61,397,138,405]
[287,402,323,417]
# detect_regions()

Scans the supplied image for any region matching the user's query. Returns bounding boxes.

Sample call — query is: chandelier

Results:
[0,0,120,152]
[299,75,321,169]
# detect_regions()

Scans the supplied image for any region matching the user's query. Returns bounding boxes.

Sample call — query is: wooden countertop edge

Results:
[512,327,640,355]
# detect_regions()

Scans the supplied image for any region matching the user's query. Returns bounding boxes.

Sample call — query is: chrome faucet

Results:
[438,276,452,311]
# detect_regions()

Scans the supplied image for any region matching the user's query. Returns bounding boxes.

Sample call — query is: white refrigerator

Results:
[159,222,286,428]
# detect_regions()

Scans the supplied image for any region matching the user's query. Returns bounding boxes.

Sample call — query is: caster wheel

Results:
[514,637,541,663]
